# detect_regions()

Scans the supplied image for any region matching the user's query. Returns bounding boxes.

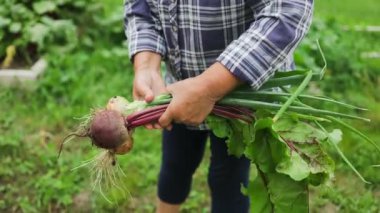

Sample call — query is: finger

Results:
[158,108,173,128]
[144,91,154,103]
[153,123,162,129]
[153,81,168,95]
[145,124,154,129]
[137,84,154,102]
[133,90,141,101]
[166,124,173,131]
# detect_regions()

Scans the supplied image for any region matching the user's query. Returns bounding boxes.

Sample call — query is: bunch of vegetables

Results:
[60,47,379,211]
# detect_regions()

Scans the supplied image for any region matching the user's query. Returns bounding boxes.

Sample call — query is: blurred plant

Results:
[295,18,379,96]
[0,0,125,68]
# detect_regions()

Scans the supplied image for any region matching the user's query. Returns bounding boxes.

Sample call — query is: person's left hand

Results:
[158,77,217,128]
[158,62,241,129]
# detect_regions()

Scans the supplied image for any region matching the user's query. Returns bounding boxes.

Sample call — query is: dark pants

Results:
[158,124,250,213]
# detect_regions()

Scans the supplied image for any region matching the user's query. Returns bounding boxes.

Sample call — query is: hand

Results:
[133,52,166,102]
[158,62,242,129]
[158,77,217,128]
[133,52,166,129]
[133,69,166,102]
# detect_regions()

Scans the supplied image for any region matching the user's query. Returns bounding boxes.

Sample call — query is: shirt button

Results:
[172,25,178,32]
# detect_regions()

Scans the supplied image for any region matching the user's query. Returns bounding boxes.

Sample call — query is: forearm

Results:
[216,0,314,90]
[194,62,242,101]
[133,51,162,74]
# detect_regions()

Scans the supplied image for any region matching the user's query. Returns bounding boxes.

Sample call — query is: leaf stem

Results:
[273,70,313,122]
[315,122,370,184]
[218,98,369,122]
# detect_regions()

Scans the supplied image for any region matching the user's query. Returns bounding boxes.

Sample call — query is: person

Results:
[124,0,314,212]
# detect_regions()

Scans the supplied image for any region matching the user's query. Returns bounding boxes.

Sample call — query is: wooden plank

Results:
[0,58,47,85]
[361,52,380,59]
[342,25,380,32]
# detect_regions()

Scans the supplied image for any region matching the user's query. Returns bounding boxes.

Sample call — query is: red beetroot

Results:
[89,110,129,149]
[60,100,254,158]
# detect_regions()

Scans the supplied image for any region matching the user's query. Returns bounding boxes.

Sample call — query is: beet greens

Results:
[60,44,379,209]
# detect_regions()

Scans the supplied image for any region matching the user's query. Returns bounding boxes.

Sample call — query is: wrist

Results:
[133,51,161,74]
[195,62,241,101]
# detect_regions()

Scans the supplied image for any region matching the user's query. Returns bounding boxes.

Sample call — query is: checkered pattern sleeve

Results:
[124,0,167,61]
[216,0,314,90]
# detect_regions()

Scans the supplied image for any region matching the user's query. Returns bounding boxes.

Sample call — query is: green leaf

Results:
[296,143,334,175]
[250,167,309,213]
[207,116,250,157]
[273,118,334,184]
[254,118,273,131]
[245,119,276,173]
[9,22,21,33]
[27,23,49,47]
[0,17,11,28]
[328,116,380,154]
[245,132,275,173]
[328,129,342,144]
[315,122,370,184]
[249,174,273,213]
[206,116,230,138]
[267,132,287,164]
[33,1,57,14]
[241,121,254,145]
[271,118,294,132]
[267,173,309,213]
[273,119,327,143]
[225,120,251,157]
[276,152,310,181]
[266,124,313,182]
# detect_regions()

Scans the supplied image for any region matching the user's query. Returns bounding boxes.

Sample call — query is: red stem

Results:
[126,104,254,129]
[128,112,164,128]
[211,108,252,123]
[130,108,167,122]
[126,104,169,121]
[214,105,254,119]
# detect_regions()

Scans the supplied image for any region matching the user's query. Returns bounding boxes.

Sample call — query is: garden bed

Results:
[0,58,47,85]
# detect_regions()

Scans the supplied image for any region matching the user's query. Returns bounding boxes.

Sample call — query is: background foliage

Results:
[0,0,379,212]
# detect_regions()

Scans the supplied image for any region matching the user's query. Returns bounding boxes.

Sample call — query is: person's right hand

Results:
[133,69,166,102]
[132,51,166,129]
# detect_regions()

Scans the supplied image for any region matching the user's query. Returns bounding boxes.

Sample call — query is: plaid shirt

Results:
[124,0,313,129]
[125,0,313,87]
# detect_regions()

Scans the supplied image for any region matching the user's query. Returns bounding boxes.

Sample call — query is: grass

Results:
[315,0,380,26]
[302,3,380,207]
[0,47,135,211]
[0,0,379,212]
[315,0,380,55]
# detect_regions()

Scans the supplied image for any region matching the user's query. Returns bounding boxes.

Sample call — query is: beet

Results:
[89,110,129,149]
[113,136,133,155]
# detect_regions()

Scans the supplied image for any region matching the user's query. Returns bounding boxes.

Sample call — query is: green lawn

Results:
[315,0,380,25]
[309,1,380,212]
